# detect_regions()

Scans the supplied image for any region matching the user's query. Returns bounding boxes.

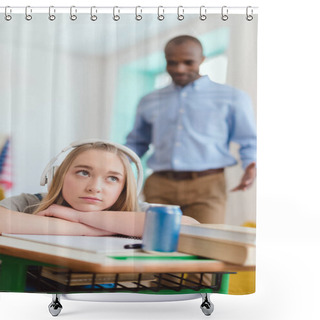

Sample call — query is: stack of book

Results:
[178,224,256,266]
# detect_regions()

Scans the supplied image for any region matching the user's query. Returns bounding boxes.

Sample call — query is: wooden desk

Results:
[0,234,254,293]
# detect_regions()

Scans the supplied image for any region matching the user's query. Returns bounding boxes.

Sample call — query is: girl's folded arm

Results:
[77,210,199,237]
[78,210,146,238]
[0,206,112,236]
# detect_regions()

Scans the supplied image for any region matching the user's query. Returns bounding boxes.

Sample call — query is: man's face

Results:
[165,41,205,87]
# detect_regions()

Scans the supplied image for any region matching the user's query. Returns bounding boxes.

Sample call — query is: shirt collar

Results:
[171,75,210,91]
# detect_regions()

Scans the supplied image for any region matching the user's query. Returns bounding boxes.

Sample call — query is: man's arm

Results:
[231,162,256,191]
[125,99,152,157]
[230,90,257,191]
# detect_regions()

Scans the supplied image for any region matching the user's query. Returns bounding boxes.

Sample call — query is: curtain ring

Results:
[221,6,228,21]
[25,6,32,21]
[90,6,98,21]
[70,6,77,21]
[49,6,56,21]
[157,6,164,21]
[177,6,184,21]
[199,6,207,21]
[246,6,254,21]
[135,6,142,21]
[113,6,120,21]
[4,6,12,21]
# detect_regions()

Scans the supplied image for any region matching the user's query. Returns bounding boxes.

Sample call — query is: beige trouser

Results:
[143,172,227,224]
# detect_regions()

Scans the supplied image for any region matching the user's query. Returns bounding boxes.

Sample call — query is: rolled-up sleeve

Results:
[0,193,43,213]
[229,90,257,169]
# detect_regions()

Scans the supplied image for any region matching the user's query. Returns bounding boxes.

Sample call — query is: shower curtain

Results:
[0,5,257,316]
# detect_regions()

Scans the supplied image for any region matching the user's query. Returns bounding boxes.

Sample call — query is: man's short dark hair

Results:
[165,35,203,53]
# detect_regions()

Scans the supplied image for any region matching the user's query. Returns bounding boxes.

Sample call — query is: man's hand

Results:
[35,204,80,223]
[231,162,256,192]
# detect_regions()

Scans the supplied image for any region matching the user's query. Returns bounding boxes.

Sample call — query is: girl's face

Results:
[62,149,125,212]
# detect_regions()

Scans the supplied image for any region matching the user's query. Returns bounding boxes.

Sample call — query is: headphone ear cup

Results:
[46,165,59,190]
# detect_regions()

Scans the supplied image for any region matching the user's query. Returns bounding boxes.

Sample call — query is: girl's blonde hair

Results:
[33,142,138,214]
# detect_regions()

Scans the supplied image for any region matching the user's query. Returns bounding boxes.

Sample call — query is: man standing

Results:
[126,35,256,223]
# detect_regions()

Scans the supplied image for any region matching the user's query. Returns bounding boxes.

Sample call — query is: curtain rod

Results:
[0,6,259,15]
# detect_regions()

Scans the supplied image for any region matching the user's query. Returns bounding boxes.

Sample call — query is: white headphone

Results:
[40,139,144,195]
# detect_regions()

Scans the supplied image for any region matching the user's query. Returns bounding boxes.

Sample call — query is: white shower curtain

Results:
[0,5,258,315]
[0,8,257,226]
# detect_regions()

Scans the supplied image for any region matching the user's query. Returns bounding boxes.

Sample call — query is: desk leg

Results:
[218,273,230,294]
[0,255,28,292]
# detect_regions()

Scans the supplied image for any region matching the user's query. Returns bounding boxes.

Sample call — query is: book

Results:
[180,224,256,245]
[178,224,256,266]
[177,234,255,266]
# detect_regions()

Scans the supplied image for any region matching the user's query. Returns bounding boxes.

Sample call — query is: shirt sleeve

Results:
[0,193,43,214]
[229,90,257,169]
[125,97,152,157]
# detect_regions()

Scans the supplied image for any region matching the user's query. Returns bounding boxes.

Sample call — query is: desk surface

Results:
[0,234,254,273]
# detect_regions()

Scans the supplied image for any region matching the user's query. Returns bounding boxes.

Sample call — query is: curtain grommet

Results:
[70,6,77,21]
[90,6,98,21]
[177,6,184,21]
[200,6,207,21]
[25,6,32,21]
[4,6,12,21]
[135,6,142,21]
[221,6,228,21]
[113,6,120,21]
[48,6,56,21]
[157,6,165,21]
[246,6,254,21]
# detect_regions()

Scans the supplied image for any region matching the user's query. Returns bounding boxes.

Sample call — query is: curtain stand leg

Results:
[48,294,63,317]
[200,293,214,316]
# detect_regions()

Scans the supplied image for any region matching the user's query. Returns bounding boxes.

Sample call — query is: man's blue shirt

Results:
[126,76,256,171]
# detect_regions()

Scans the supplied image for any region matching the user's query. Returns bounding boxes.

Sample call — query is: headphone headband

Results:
[40,139,144,195]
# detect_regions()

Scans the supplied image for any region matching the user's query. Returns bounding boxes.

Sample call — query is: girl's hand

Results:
[35,204,81,223]
[181,215,200,225]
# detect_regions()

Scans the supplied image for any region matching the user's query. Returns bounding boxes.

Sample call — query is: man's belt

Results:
[155,168,224,181]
